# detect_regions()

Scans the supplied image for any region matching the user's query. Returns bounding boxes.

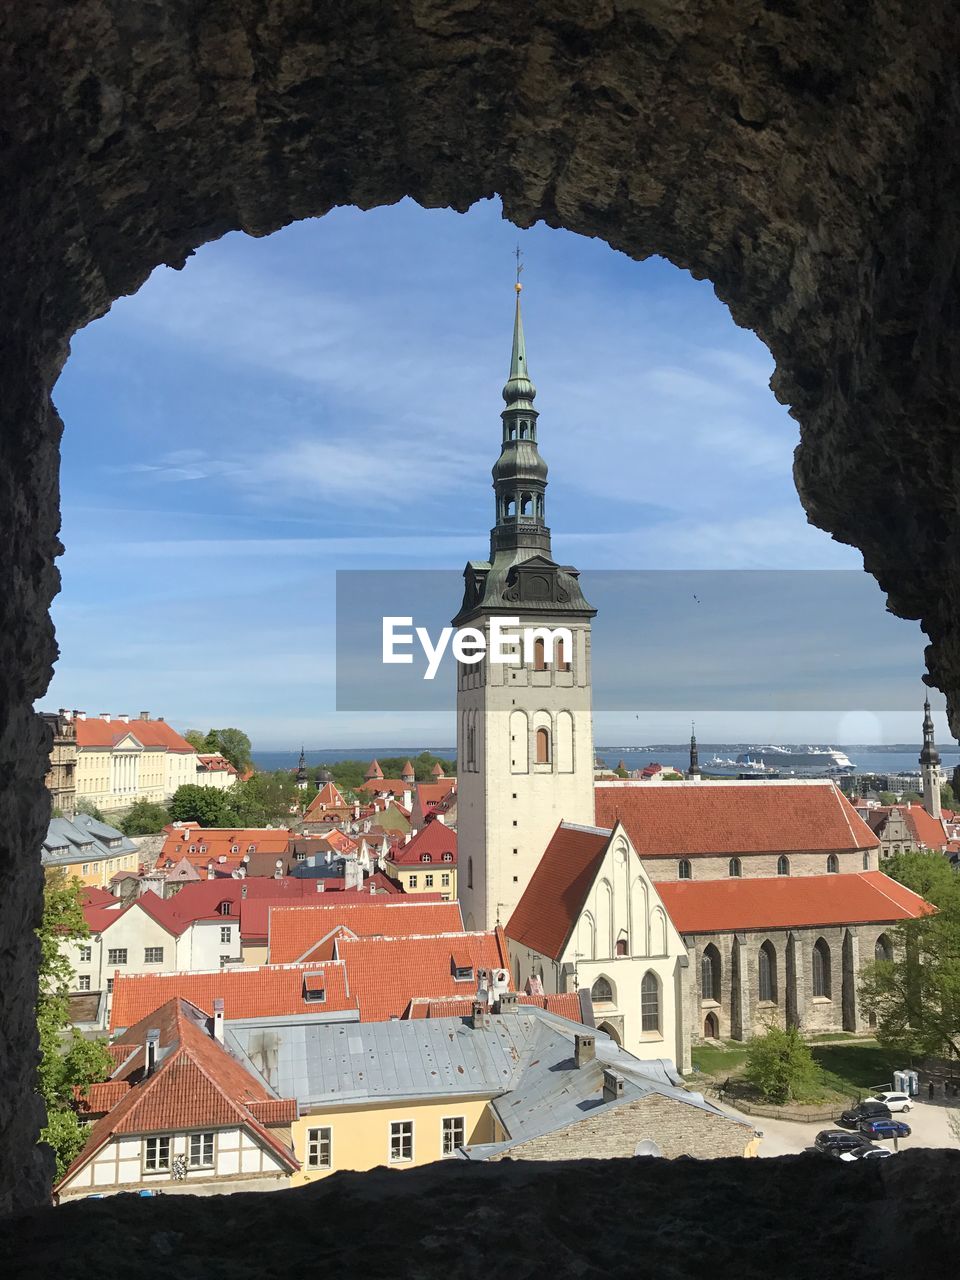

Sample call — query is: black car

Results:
[814,1129,875,1157]
[837,1100,891,1129]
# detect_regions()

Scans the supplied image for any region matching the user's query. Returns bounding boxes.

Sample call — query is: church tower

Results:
[687,724,701,779]
[456,280,596,932]
[920,695,942,819]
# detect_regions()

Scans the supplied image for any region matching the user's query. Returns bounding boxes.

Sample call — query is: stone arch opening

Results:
[3,2,958,1217]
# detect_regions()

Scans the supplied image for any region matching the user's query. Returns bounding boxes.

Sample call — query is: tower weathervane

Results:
[515,244,523,292]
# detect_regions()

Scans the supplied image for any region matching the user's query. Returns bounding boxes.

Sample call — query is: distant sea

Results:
[253,745,958,777]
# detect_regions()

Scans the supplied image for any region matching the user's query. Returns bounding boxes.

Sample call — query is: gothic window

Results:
[777,855,790,876]
[535,727,551,764]
[678,858,692,880]
[591,976,614,1003]
[533,637,546,671]
[616,936,629,957]
[520,492,532,516]
[508,423,516,440]
[641,972,661,1033]
[519,421,528,439]
[467,857,473,890]
[862,851,870,870]
[826,854,839,874]
[875,933,893,962]
[812,938,831,998]
[504,496,516,519]
[728,857,742,877]
[536,495,544,518]
[758,941,777,1003]
[701,944,721,1002]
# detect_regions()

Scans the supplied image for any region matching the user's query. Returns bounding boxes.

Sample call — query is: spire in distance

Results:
[920,693,941,767]
[688,722,701,778]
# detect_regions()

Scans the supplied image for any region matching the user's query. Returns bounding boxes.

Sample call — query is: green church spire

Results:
[502,282,537,411]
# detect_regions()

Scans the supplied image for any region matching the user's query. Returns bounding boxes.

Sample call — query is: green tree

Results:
[662,771,684,781]
[744,1023,821,1104]
[859,850,960,1060]
[941,782,958,810]
[169,784,230,826]
[204,728,252,774]
[899,790,923,805]
[183,729,207,751]
[224,771,302,826]
[74,798,105,822]
[119,799,171,835]
[37,872,111,1178]
[878,791,898,806]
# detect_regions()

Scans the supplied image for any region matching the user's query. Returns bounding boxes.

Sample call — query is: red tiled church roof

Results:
[267,899,463,964]
[595,780,878,856]
[657,871,932,934]
[506,822,612,961]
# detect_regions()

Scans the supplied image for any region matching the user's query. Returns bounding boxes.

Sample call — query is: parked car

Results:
[838,1100,891,1129]
[814,1130,874,1157]
[864,1091,913,1113]
[839,1144,894,1161]
[859,1118,911,1140]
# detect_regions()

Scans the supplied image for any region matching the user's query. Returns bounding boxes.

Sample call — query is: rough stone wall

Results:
[488,1092,755,1162]
[645,849,874,881]
[2,0,960,1215]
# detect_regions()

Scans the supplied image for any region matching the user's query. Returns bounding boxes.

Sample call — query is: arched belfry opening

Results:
[1,1,958,1220]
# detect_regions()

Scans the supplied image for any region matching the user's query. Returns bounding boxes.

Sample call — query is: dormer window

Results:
[420,853,432,863]
[218,901,232,916]
[198,845,207,854]
[453,965,474,982]
[247,844,257,853]
[303,974,326,1003]
[188,845,197,854]
[231,844,239,853]
[442,852,453,863]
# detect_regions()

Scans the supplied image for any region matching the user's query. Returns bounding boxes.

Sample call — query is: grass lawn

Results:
[690,1037,904,1102]
[691,1040,750,1077]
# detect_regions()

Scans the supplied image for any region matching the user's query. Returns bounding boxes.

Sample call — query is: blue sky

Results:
[45,197,943,748]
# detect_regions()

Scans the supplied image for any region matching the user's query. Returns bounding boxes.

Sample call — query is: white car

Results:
[864,1091,913,1113]
[839,1145,894,1162]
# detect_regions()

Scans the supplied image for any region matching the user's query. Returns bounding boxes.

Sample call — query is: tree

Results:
[119,799,171,835]
[204,728,252,774]
[744,1023,821,1104]
[223,771,301,826]
[37,872,111,1178]
[74,798,105,822]
[662,771,684,781]
[859,851,960,1061]
[169,784,230,826]
[183,729,207,751]
[942,782,958,810]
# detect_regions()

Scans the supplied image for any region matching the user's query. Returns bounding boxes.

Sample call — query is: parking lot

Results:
[725,1097,960,1157]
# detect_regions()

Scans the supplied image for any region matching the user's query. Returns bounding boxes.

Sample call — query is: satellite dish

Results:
[634,1139,662,1158]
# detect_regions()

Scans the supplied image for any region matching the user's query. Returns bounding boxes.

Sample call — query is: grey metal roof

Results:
[223,1003,753,1158]
[41,814,137,867]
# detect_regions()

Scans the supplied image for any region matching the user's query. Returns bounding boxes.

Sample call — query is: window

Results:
[219,954,231,966]
[424,874,434,887]
[442,852,453,862]
[409,874,418,888]
[441,873,450,887]
[535,727,551,764]
[468,858,473,890]
[144,946,163,964]
[591,976,613,1003]
[79,945,92,963]
[728,857,742,877]
[189,1132,214,1167]
[777,855,790,876]
[144,1136,170,1172]
[616,937,629,957]
[199,844,207,854]
[107,948,127,966]
[188,845,197,854]
[420,853,432,863]
[862,851,871,870]
[533,637,546,671]
[218,901,231,915]
[640,972,661,1033]
[453,964,474,981]
[306,1126,332,1170]
[247,844,257,853]
[220,926,231,944]
[678,859,691,880]
[442,1116,465,1156]
[875,934,893,963]
[106,978,114,993]
[389,1120,413,1163]
[81,863,89,875]
[812,938,832,999]
[78,975,91,991]
[701,944,721,1002]
[230,844,239,854]
[758,941,777,1003]
[826,854,839,874]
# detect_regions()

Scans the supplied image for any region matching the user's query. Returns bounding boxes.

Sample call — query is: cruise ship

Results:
[706,746,855,778]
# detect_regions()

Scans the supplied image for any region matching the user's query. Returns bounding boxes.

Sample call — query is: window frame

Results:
[678,858,692,880]
[777,855,790,876]
[144,946,164,964]
[442,1115,465,1157]
[188,1131,215,1168]
[220,925,232,944]
[144,1135,171,1173]
[306,1125,332,1170]
[107,947,128,966]
[640,971,661,1034]
[389,1119,414,1164]
[77,974,91,991]
[758,940,778,1004]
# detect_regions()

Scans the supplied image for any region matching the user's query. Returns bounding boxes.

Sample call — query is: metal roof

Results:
[42,815,138,866]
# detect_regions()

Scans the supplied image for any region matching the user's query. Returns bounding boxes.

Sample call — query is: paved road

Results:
[723,1097,960,1157]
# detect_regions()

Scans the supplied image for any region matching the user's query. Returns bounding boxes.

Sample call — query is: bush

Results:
[74,798,105,822]
[119,799,170,835]
[744,1024,821,1104]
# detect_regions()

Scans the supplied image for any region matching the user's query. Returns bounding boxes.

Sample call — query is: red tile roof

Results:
[74,1080,132,1115]
[595,780,878,856]
[60,997,299,1190]
[871,804,950,850]
[386,818,457,868]
[82,886,116,907]
[357,778,411,797]
[110,962,357,1030]
[506,823,612,961]
[657,871,933,934]
[197,753,239,775]
[159,826,292,869]
[303,781,348,816]
[75,716,194,752]
[334,928,511,1022]
[365,759,384,779]
[267,899,463,964]
[405,993,584,1022]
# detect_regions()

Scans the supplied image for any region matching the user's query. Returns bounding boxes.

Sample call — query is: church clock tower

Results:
[456,280,597,932]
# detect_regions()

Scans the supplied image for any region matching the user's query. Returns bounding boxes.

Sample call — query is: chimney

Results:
[241,882,248,899]
[76,711,87,721]
[100,712,110,721]
[118,714,129,724]
[157,716,164,722]
[574,1033,596,1068]
[495,990,519,1013]
[212,998,225,1043]
[602,1069,625,1103]
[470,1000,491,1030]
[139,711,150,720]
[145,1027,160,1076]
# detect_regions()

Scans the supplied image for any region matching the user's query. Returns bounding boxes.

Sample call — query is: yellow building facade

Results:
[382,858,457,901]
